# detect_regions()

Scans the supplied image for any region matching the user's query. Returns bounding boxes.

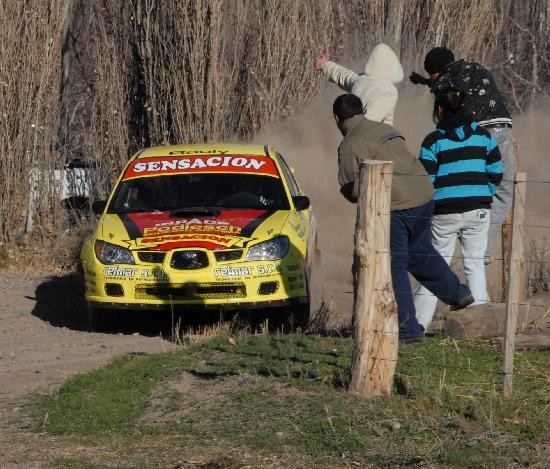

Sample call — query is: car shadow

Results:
[30,272,232,338]
[30,272,89,331]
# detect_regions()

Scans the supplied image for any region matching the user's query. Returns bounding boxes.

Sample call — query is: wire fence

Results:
[348,164,550,396]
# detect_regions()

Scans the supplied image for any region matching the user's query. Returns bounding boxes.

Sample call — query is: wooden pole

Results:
[502,172,526,398]
[502,140,526,301]
[349,160,397,397]
[501,213,512,301]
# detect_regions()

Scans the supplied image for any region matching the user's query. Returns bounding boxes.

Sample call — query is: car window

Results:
[108,173,290,213]
[276,153,300,196]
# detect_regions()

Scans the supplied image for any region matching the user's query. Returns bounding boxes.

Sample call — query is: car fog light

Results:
[105,283,124,296]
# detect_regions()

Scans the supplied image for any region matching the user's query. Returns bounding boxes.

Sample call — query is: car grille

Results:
[214,249,243,262]
[134,282,246,300]
[137,251,166,263]
[170,250,209,270]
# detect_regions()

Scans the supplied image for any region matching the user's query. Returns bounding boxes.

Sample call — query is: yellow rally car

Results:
[81,143,318,329]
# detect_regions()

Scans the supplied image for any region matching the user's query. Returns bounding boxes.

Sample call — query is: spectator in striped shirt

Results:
[413,88,503,331]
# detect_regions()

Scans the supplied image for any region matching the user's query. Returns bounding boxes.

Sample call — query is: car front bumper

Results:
[82,258,308,310]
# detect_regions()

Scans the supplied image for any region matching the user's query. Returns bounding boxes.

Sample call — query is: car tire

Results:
[87,305,116,331]
[308,247,323,315]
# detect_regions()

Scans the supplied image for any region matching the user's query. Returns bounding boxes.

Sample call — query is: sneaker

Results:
[449,294,475,311]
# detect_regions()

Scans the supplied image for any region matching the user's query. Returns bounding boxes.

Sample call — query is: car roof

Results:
[135,143,273,160]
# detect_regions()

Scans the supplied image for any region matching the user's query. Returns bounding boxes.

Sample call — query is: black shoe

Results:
[399,334,424,344]
[450,294,475,311]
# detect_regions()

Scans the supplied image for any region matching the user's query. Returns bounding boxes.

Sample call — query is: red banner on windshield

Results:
[123,155,279,180]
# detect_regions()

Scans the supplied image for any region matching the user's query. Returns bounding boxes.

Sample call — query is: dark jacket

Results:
[419,113,503,215]
[431,60,511,126]
[338,115,434,210]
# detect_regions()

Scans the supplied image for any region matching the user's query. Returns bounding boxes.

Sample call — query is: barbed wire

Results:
[384,172,550,186]
[369,250,550,267]
[350,169,549,388]
[340,338,550,383]
[367,212,550,230]
[372,287,550,307]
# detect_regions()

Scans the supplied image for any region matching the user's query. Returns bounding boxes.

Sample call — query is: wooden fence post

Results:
[501,213,512,301]
[502,140,526,301]
[349,160,398,397]
[502,172,526,398]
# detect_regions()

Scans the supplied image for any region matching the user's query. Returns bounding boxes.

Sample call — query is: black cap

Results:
[424,47,455,74]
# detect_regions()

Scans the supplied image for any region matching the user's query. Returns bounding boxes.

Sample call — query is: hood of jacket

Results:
[364,43,404,84]
[436,113,477,141]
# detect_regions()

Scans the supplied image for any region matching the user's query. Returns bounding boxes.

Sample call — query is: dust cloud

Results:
[256,89,355,321]
[256,84,550,320]
[510,106,550,238]
[255,86,433,321]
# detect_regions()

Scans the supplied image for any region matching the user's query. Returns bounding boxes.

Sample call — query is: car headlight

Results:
[94,240,135,265]
[245,236,289,261]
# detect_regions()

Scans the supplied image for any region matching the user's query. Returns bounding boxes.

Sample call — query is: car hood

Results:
[99,209,289,251]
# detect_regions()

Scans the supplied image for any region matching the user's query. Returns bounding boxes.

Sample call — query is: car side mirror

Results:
[92,200,107,215]
[292,195,310,211]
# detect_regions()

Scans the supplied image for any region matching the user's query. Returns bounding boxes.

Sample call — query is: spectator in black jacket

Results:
[409,47,516,263]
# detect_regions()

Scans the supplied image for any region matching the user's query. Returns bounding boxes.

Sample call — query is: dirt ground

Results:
[0,271,176,402]
[0,268,349,466]
[0,267,351,400]
[0,269,177,464]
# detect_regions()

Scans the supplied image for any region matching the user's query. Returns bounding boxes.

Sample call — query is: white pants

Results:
[414,208,490,330]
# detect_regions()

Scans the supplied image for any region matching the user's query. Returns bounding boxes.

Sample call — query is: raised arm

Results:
[315,53,358,92]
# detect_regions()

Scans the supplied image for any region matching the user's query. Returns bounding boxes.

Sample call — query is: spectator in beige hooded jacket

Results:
[314,43,404,125]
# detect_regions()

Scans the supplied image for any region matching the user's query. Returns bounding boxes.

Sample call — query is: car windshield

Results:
[108,173,290,213]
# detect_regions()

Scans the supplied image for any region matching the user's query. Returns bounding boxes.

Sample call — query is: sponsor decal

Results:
[288,220,306,239]
[143,223,241,236]
[257,264,280,275]
[168,149,229,155]
[213,264,281,278]
[154,218,229,227]
[137,233,238,248]
[214,266,254,277]
[140,268,167,279]
[123,155,279,180]
[118,209,274,250]
[104,266,137,277]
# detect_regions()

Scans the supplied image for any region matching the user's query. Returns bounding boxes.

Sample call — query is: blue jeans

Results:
[390,200,471,338]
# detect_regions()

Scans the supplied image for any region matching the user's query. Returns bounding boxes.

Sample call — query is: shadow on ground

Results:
[30,272,176,336]
[30,272,256,338]
[30,273,340,339]
[31,273,89,331]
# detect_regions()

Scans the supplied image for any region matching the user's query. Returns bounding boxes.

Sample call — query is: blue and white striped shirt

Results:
[419,119,503,215]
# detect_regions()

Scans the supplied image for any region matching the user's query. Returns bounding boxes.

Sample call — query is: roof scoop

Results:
[170,207,220,218]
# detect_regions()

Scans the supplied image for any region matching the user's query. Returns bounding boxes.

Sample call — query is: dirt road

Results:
[0,271,173,401]
[0,269,352,402]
